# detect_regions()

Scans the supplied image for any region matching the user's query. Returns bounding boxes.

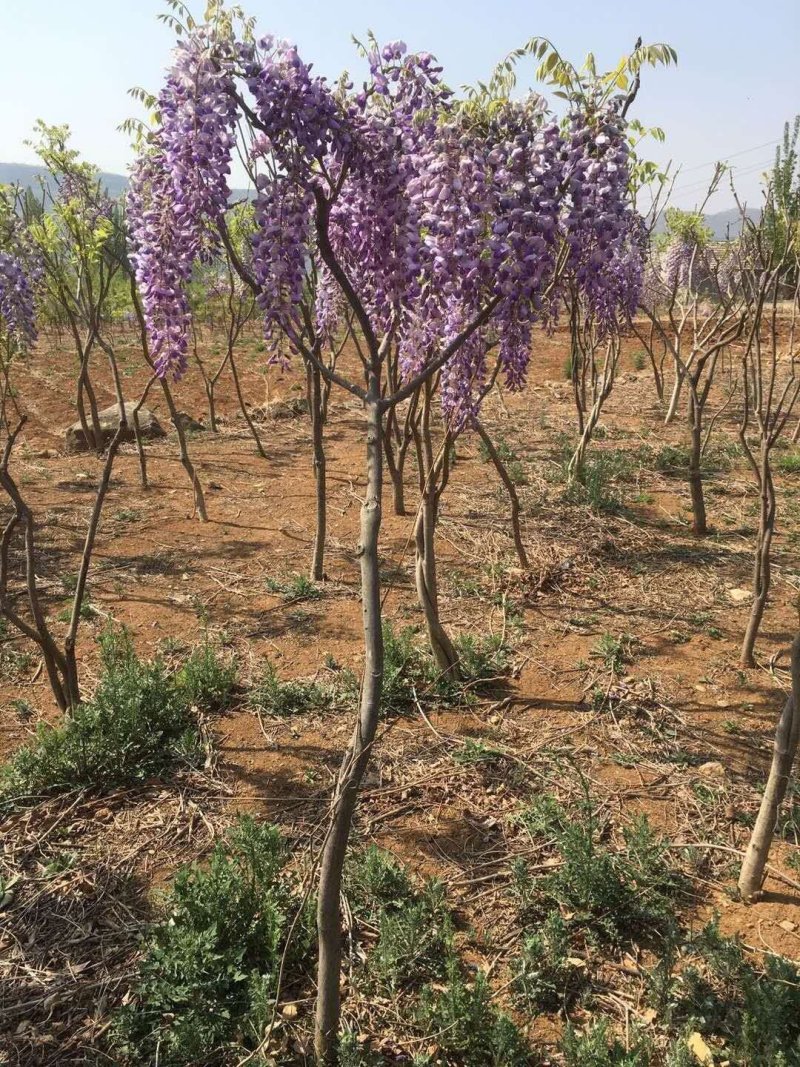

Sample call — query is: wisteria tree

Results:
[128,6,669,1058]
[638,190,748,536]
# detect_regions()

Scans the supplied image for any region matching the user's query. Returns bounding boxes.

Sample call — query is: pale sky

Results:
[1,0,797,212]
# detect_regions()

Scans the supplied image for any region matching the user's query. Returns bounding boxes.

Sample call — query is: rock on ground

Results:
[64,404,165,453]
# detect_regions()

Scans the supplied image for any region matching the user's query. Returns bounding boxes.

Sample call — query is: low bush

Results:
[0,628,202,806]
[112,817,312,1065]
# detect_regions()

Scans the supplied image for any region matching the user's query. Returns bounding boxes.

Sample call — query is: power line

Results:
[673,139,779,176]
[670,156,774,196]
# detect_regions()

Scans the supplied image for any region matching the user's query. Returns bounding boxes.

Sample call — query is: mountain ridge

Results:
[1,161,760,238]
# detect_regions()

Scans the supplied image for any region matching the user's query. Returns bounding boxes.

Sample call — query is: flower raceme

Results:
[0,252,37,351]
[127,23,644,418]
[127,30,237,377]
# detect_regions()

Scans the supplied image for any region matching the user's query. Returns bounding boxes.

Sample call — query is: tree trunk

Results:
[159,378,208,522]
[309,362,326,581]
[314,394,384,1065]
[206,380,218,432]
[414,493,460,677]
[383,413,406,516]
[412,383,460,675]
[475,420,528,570]
[741,458,775,668]
[738,634,800,900]
[230,350,267,459]
[688,392,707,536]
[664,365,685,425]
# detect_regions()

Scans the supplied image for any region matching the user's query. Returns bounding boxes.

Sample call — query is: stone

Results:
[267,396,309,419]
[64,404,165,453]
[727,587,753,603]
[174,411,205,432]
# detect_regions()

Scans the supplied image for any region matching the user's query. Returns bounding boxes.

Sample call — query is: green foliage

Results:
[417,959,529,1066]
[250,660,330,717]
[112,817,312,1065]
[453,737,504,764]
[562,1020,653,1066]
[563,449,638,513]
[659,207,713,250]
[348,847,453,992]
[265,573,322,601]
[338,1033,384,1067]
[370,879,453,992]
[479,435,517,465]
[650,918,800,1065]
[453,631,508,682]
[0,628,201,806]
[592,633,636,674]
[176,639,237,711]
[762,116,800,284]
[347,846,414,921]
[338,622,508,717]
[515,799,682,948]
[512,909,585,1011]
[777,450,800,474]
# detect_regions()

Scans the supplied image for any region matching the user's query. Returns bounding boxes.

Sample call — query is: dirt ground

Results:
[1,321,800,1063]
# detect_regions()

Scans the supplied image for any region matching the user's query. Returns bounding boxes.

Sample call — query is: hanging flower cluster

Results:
[127,30,237,377]
[128,21,645,423]
[251,173,313,346]
[562,105,643,332]
[0,251,37,350]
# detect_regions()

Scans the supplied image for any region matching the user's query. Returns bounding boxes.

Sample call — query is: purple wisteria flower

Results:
[0,252,37,350]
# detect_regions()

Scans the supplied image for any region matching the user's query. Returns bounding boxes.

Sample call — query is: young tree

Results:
[739,632,800,899]
[736,221,800,667]
[639,212,747,535]
[763,115,800,289]
[0,134,158,710]
[129,10,662,1060]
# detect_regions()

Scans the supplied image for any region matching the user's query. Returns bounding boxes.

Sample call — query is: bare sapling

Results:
[411,375,460,676]
[127,275,209,521]
[640,235,747,535]
[737,223,800,667]
[738,632,800,899]
[565,291,623,483]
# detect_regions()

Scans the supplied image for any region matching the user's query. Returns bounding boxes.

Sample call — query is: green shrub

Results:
[453,632,508,682]
[654,444,691,472]
[112,817,312,1065]
[512,909,585,1011]
[370,879,453,991]
[417,959,529,1065]
[177,640,237,711]
[592,633,637,674]
[348,848,453,992]
[265,573,322,601]
[0,628,200,806]
[478,436,518,465]
[347,845,414,921]
[338,1032,384,1066]
[562,1020,653,1066]
[514,800,682,948]
[652,919,800,1065]
[453,737,504,765]
[563,450,638,513]
[250,661,330,717]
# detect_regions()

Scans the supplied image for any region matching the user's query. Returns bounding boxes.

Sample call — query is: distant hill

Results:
[652,205,762,240]
[703,206,762,239]
[0,162,129,199]
[0,162,254,203]
[1,162,763,240]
